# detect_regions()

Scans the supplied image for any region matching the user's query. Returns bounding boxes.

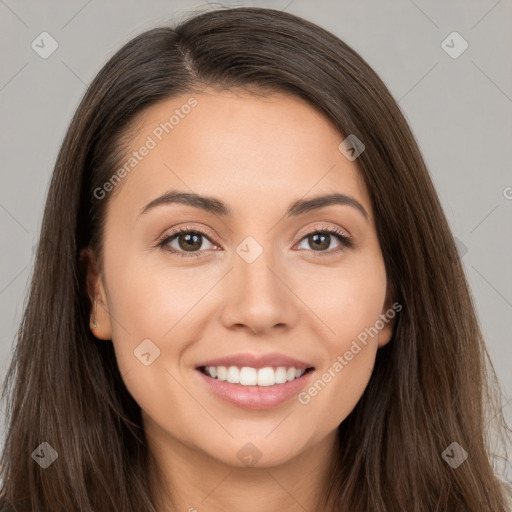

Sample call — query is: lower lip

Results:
[196,369,314,410]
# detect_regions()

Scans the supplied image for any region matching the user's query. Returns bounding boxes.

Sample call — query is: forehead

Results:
[107,89,372,224]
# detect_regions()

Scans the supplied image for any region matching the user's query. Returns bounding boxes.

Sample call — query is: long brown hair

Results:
[0,6,510,511]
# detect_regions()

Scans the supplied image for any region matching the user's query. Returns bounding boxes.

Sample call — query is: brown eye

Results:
[296,228,353,255]
[175,232,203,252]
[158,228,217,258]
[306,233,331,251]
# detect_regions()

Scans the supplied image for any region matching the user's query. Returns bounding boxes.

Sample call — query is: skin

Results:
[82,88,396,512]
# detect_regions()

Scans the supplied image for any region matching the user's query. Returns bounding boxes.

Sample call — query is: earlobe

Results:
[90,294,112,340]
[80,247,113,340]
[377,318,395,348]
[377,286,398,348]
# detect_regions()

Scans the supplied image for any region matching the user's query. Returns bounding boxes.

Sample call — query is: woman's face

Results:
[84,89,395,468]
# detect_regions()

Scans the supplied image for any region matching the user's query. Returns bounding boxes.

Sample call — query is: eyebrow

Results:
[138,190,369,222]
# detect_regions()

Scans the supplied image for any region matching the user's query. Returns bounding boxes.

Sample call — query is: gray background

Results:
[1,0,511,457]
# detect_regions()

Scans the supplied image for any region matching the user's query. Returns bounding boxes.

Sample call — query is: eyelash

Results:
[156,225,353,259]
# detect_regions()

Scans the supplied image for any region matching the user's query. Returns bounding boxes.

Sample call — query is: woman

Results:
[0,6,510,511]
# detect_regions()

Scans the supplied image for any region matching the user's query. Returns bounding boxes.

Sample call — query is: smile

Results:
[196,365,315,410]
[199,365,311,386]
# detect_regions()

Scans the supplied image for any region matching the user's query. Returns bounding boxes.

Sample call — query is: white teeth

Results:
[217,366,227,381]
[226,366,240,384]
[239,367,257,386]
[275,367,287,384]
[203,365,307,386]
[257,367,275,387]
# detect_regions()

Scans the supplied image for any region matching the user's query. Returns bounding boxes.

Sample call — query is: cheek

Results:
[106,251,213,340]
[298,343,377,436]
[104,258,206,427]
[295,254,386,417]
[296,250,387,348]
[296,279,385,431]
[102,251,194,374]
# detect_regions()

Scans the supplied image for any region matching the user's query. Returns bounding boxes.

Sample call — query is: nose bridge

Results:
[234,233,283,301]
[219,231,297,332]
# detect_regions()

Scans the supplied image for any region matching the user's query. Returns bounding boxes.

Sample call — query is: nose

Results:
[218,246,300,336]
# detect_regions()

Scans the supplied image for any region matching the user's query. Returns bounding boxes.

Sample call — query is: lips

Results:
[195,352,316,410]
[195,352,313,370]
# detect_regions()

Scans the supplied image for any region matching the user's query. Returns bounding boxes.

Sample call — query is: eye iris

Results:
[178,232,202,251]
[309,233,330,251]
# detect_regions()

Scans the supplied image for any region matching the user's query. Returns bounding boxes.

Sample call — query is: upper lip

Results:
[196,352,314,370]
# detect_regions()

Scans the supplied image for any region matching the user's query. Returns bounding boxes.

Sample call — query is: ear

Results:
[79,247,112,340]
[377,281,399,348]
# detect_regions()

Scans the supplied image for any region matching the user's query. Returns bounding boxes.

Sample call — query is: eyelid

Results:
[294,222,351,242]
[157,223,218,244]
